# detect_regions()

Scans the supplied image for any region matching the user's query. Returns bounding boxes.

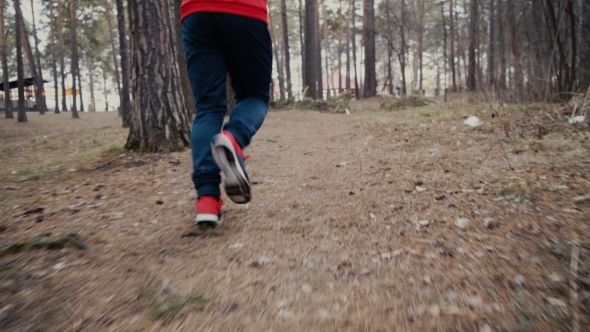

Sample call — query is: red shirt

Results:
[180,0,268,24]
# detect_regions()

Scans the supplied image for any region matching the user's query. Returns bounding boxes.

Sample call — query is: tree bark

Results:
[351,0,358,98]
[507,0,522,101]
[269,14,285,101]
[29,0,47,114]
[487,0,495,89]
[77,63,84,112]
[399,0,407,95]
[115,0,131,125]
[362,0,375,98]
[70,0,79,118]
[304,0,322,99]
[172,0,196,117]
[497,0,506,91]
[449,0,456,92]
[57,0,67,111]
[299,0,305,93]
[86,55,96,112]
[385,0,393,95]
[1,0,13,118]
[467,0,478,91]
[418,0,424,93]
[281,0,292,100]
[125,0,191,152]
[19,14,42,115]
[337,0,343,92]
[48,0,59,113]
[345,0,351,91]
[14,0,26,122]
[103,0,121,112]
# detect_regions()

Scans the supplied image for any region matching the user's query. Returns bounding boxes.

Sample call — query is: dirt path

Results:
[1,104,589,331]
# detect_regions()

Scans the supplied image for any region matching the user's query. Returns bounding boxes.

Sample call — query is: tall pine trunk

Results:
[77,64,84,112]
[172,0,196,117]
[351,0,359,98]
[299,0,305,94]
[508,0,522,101]
[20,14,43,115]
[1,0,13,118]
[116,0,131,126]
[269,14,285,101]
[86,55,96,112]
[14,0,26,122]
[57,0,67,111]
[126,0,191,152]
[362,0,375,97]
[497,0,506,92]
[30,0,47,114]
[399,0,407,95]
[304,0,322,99]
[487,0,495,89]
[281,0,292,100]
[345,0,351,91]
[449,0,456,92]
[48,0,59,113]
[467,0,478,91]
[70,0,79,118]
[337,0,343,92]
[103,0,121,113]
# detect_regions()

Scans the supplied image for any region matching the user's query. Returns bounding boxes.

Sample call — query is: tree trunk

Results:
[19,15,41,114]
[115,0,131,125]
[299,0,305,94]
[48,0,59,113]
[399,0,407,95]
[362,0,375,98]
[322,1,331,98]
[69,0,79,118]
[345,0,351,91]
[172,0,196,117]
[352,0,359,98]
[337,0,343,92]
[487,0,495,89]
[103,0,121,113]
[14,0,26,122]
[385,0,393,95]
[497,0,506,91]
[418,0,424,93]
[86,55,96,112]
[507,0,521,101]
[304,0,322,99]
[269,14,285,101]
[1,0,13,118]
[125,0,191,152]
[449,0,456,92]
[467,0,478,91]
[281,0,292,100]
[57,0,67,111]
[29,0,47,114]
[440,1,448,99]
[77,64,84,112]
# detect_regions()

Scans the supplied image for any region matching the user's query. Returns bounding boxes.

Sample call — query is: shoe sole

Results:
[195,214,221,229]
[211,137,251,204]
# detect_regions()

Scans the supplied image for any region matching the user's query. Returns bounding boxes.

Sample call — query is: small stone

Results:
[415,186,427,192]
[466,295,484,310]
[278,309,294,319]
[547,297,568,311]
[442,305,461,315]
[22,207,44,216]
[423,275,431,284]
[549,273,563,283]
[454,218,470,229]
[418,220,430,226]
[573,195,590,204]
[370,213,376,220]
[483,218,500,229]
[493,302,502,312]
[148,219,158,224]
[428,304,440,317]
[228,243,243,249]
[479,324,493,332]
[258,256,273,265]
[359,268,370,276]
[381,252,392,261]
[318,309,329,319]
[435,194,446,201]
[414,304,427,317]
[35,215,45,223]
[392,249,403,256]
[513,274,525,288]
[301,284,312,293]
[52,262,67,271]
[156,200,164,205]
[414,180,424,186]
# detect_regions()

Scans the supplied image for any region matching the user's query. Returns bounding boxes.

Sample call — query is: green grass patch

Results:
[138,280,207,320]
[16,174,42,182]
[74,151,101,166]
[47,160,63,167]
[0,193,20,202]
[104,145,124,154]
[45,145,59,151]
[494,178,541,202]
[380,96,429,111]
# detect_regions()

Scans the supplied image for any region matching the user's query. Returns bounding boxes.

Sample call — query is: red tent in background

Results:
[322,70,356,92]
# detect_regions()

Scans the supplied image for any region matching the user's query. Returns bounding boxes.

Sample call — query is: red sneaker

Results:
[195,196,223,227]
[211,130,251,204]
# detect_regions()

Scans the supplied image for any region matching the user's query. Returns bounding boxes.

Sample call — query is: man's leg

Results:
[216,14,273,149]
[182,13,227,198]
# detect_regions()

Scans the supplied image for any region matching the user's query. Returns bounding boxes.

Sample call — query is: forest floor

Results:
[0,96,589,331]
